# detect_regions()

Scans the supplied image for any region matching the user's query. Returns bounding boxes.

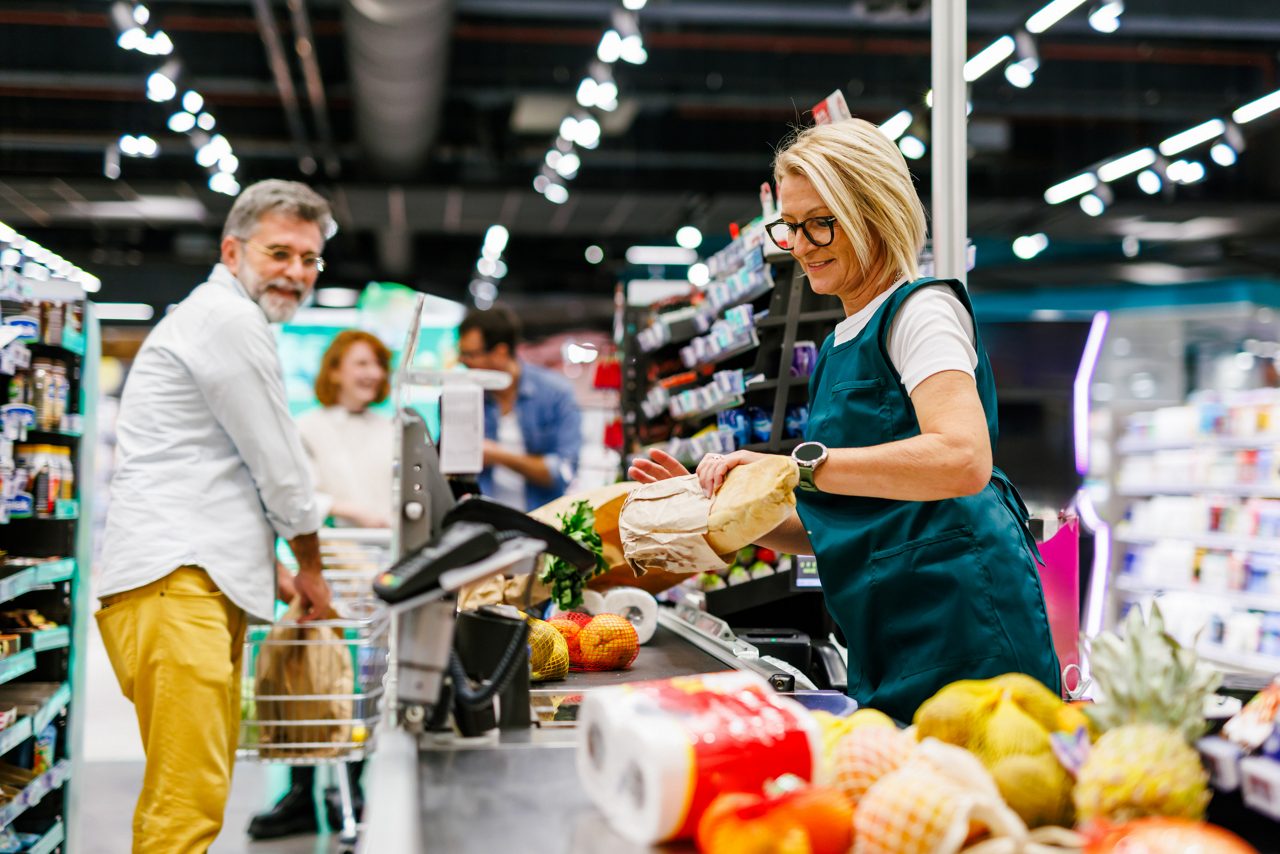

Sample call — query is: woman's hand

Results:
[696,449,769,497]
[627,448,690,483]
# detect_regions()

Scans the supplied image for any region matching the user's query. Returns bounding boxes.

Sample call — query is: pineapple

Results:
[1074,604,1221,823]
[1075,723,1210,823]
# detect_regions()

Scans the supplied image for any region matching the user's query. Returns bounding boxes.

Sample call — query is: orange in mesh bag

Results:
[575,614,638,671]
[254,600,354,759]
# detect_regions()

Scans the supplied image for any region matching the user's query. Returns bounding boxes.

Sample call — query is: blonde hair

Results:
[773,118,927,285]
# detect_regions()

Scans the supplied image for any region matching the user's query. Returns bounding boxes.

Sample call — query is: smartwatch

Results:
[791,441,828,491]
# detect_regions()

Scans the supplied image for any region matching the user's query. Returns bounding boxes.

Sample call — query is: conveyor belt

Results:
[530,623,735,695]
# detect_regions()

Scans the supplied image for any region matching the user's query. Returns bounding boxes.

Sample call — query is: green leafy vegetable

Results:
[539,499,608,609]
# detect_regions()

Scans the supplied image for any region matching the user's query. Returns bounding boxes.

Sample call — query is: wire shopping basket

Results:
[238,598,389,764]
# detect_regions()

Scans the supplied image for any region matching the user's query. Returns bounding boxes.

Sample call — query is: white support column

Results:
[931,0,968,281]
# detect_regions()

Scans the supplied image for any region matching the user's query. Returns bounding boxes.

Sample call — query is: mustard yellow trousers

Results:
[96,567,248,854]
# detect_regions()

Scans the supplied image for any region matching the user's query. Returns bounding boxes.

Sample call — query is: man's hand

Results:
[292,569,332,623]
[275,561,298,603]
[627,448,690,483]
[287,531,331,622]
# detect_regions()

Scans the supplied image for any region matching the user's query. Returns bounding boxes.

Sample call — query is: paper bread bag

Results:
[619,455,798,575]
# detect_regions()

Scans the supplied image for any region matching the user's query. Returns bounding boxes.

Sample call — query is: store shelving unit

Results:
[619,235,842,465]
[1090,304,1280,687]
[0,272,98,852]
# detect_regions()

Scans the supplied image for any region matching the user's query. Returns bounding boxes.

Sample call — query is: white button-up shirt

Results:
[99,264,322,621]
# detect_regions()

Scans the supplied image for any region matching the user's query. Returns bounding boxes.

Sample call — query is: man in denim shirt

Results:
[458,306,583,511]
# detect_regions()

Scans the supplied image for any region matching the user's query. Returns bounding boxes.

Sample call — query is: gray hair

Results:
[221,179,337,243]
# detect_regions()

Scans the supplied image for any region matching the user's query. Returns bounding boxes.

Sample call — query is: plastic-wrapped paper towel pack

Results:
[576,671,821,843]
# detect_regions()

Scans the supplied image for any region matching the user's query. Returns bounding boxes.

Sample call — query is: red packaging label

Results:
[627,675,816,839]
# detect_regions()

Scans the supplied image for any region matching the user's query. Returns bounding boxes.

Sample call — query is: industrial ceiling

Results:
[2,0,1279,328]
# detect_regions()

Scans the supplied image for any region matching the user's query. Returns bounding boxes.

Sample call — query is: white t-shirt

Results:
[831,282,978,395]
[490,411,527,510]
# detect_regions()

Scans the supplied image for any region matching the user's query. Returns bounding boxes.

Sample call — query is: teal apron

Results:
[795,277,1061,722]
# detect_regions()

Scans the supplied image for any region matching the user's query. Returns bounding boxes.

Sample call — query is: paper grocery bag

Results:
[254,599,354,759]
[619,457,799,575]
[458,482,640,609]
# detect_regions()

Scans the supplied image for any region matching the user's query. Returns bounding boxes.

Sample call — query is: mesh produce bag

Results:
[853,739,1082,854]
[527,616,570,682]
[254,600,354,759]
[573,614,639,671]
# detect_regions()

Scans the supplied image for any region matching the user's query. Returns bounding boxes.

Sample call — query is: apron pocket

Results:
[868,526,1006,682]
[813,377,890,446]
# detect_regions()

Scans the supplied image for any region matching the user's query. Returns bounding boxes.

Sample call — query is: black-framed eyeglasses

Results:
[765,216,838,251]
[241,239,326,273]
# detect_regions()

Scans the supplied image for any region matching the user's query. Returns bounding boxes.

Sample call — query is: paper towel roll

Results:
[576,671,821,844]
[603,587,659,645]
[581,589,607,615]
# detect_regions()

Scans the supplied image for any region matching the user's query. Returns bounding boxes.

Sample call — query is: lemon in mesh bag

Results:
[526,616,570,682]
[914,673,1076,829]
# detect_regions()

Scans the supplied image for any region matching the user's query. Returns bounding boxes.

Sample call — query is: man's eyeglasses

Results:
[241,240,326,273]
[764,216,838,251]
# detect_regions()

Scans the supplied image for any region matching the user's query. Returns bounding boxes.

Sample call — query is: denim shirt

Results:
[478,361,583,511]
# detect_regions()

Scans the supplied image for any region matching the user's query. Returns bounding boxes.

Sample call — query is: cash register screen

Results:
[791,555,821,589]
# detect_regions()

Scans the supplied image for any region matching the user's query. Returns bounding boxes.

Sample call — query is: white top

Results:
[832,282,978,395]
[99,264,322,622]
[295,405,394,524]
[489,410,527,510]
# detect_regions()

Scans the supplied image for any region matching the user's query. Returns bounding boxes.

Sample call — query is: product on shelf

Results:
[680,305,759,370]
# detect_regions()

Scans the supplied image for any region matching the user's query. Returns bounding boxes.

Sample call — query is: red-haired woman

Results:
[297,329,395,529]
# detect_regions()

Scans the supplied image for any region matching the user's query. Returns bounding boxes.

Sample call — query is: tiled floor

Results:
[78,577,339,853]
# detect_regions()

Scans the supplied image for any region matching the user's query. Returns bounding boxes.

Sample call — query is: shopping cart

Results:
[238,529,392,850]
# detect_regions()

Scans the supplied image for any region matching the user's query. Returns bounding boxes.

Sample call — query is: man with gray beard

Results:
[97,180,335,852]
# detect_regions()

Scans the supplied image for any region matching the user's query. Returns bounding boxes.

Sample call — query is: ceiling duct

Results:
[342,0,455,179]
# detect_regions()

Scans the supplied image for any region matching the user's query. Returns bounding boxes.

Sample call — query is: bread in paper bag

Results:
[706,455,798,553]
[619,455,798,574]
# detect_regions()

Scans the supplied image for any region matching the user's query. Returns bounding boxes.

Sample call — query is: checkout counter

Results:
[411,609,794,854]
[354,329,819,852]
[356,298,839,853]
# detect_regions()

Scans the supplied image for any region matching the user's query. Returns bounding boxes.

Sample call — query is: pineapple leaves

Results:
[1081,603,1222,742]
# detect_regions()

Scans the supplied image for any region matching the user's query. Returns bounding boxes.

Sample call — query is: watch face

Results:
[794,442,824,464]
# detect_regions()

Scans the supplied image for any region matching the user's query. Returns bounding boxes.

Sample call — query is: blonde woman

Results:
[631,118,1060,721]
